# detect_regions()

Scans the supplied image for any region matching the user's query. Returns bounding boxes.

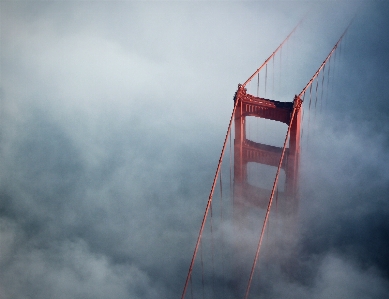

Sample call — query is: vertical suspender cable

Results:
[220,164,223,220]
[314,79,319,120]
[298,20,353,98]
[200,241,205,299]
[219,165,225,298]
[320,65,325,112]
[279,47,282,92]
[210,201,215,295]
[301,92,306,141]
[325,57,331,108]
[242,15,304,88]
[306,84,312,148]
[265,64,268,97]
[257,73,260,97]
[190,274,193,299]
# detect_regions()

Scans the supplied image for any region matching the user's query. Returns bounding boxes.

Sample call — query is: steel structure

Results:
[181,14,354,299]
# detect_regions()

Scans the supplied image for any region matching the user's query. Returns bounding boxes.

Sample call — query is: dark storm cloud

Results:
[1,1,389,298]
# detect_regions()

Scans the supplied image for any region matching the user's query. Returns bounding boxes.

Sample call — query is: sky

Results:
[1,1,389,298]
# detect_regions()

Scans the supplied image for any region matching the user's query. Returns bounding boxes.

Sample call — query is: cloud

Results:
[1,1,389,298]
[0,227,162,299]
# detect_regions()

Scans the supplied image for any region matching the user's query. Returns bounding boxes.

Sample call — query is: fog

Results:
[1,1,388,298]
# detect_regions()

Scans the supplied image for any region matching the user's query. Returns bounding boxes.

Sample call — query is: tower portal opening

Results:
[245,116,288,148]
[247,162,286,192]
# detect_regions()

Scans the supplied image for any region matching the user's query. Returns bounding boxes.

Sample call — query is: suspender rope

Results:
[242,17,303,88]
[298,20,352,99]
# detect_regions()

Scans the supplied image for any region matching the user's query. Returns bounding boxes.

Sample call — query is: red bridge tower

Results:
[233,85,302,213]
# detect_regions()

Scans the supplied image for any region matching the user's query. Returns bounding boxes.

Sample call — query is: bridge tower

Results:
[233,85,302,214]
[230,85,302,296]
[180,18,349,298]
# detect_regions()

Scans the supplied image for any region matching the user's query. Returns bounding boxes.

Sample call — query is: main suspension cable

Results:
[242,15,305,88]
[181,89,241,299]
[298,18,354,99]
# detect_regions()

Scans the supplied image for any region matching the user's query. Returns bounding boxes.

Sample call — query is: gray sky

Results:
[1,1,389,298]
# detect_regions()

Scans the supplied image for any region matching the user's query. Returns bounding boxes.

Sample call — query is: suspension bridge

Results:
[181,16,352,299]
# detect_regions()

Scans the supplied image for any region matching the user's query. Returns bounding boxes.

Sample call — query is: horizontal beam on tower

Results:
[242,139,288,168]
[235,90,293,124]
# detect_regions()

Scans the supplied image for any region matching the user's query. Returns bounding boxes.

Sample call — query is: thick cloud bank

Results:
[1,1,389,298]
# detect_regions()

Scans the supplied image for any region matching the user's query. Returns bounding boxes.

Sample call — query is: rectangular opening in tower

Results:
[247,162,286,192]
[245,117,288,148]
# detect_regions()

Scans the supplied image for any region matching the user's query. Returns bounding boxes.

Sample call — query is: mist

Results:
[1,1,389,298]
